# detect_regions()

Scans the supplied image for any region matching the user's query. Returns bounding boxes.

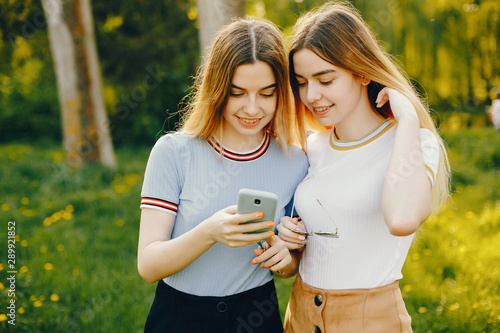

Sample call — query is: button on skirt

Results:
[284,274,412,333]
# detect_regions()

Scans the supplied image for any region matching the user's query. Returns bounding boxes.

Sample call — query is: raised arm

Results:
[378,88,433,236]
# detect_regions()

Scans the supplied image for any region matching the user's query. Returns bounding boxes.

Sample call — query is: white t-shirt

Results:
[490,99,500,130]
[296,119,439,290]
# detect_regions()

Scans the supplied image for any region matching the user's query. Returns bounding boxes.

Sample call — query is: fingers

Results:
[277,217,307,249]
[375,88,417,121]
[228,229,274,247]
[375,87,390,108]
[205,206,276,247]
[251,236,291,272]
[233,211,264,224]
[239,220,274,234]
[224,205,237,214]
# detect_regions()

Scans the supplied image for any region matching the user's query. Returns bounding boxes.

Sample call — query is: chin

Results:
[316,118,336,127]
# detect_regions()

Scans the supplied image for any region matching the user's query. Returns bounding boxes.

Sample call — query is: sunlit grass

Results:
[0,143,154,332]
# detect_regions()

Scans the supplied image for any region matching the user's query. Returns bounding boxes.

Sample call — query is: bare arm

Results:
[137,206,274,283]
[378,88,433,236]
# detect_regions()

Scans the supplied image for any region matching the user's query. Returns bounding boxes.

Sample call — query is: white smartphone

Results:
[237,188,278,234]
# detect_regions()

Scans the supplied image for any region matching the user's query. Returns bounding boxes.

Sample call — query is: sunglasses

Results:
[290,198,339,238]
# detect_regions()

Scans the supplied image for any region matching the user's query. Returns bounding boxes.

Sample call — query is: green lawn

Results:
[1,127,499,332]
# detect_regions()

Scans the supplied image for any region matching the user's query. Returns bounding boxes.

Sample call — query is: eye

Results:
[320,80,333,86]
[261,90,276,98]
[229,91,244,97]
[297,81,307,87]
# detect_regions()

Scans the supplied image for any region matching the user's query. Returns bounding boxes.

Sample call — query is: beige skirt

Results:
[284,274,412,333]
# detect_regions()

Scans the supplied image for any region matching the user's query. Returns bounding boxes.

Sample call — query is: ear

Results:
[361,77,371,86]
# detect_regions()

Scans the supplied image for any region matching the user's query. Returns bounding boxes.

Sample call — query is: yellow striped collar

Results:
[330,119,396,151]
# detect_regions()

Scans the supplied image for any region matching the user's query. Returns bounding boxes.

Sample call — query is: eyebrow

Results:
[230,83,277,90]
[295,69,337,78]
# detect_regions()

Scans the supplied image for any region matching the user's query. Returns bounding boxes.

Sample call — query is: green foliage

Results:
[442,127,500,210]
[1,0,499,146]
[92,0,200,147]
[0,0,199,147]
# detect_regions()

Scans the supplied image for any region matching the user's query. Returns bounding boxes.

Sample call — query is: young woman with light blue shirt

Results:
[137,17,308,333]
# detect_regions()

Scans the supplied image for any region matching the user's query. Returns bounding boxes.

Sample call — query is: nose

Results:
[306,82,321,104]
[244,96,259,116]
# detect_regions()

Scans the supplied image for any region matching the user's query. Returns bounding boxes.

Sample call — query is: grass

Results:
[1,126,499,332]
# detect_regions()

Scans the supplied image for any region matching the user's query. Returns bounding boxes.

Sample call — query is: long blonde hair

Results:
[289,1,450,210]
[180,17,298,152]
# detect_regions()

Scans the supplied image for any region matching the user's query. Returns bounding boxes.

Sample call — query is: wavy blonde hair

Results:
[289,1,450,210]
[180,17,299,152]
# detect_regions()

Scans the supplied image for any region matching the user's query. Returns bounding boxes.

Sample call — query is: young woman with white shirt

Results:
[276,2,451,332]
[137,18,308,332]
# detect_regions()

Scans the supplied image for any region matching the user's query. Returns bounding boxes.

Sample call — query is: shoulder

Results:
[268,138,308,165]
[155,132,193,147]
[306,130,331,151]
[287,143,307,160]
[419,128,439,148]
[151,132,203,154]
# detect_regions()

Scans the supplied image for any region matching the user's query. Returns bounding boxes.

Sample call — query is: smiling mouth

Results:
[312,105,333,115]
[240,118,258,124]
[237,117,261,127]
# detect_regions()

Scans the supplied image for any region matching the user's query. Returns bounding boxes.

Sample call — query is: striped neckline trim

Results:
[330,119,395,151]
[208,132,270,161]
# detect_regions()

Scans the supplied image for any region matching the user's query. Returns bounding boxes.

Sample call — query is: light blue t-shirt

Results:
[141,132,308,296]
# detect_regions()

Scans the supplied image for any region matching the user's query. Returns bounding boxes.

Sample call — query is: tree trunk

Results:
[42,0,116,168]
[196,0,245,59]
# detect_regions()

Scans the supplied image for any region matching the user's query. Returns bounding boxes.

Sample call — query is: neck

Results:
[334,111,385,142]
[216,131,265,152]
[334,93,385,141]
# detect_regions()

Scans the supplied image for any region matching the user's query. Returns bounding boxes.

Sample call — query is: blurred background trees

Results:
[42,0,116,168]
[0,0,498,150]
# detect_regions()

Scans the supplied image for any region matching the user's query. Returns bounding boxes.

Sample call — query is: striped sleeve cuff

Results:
[140,197,178,215]
[425,165,436,187]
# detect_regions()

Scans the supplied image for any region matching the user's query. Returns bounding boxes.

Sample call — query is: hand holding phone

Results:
[237,189,278,234]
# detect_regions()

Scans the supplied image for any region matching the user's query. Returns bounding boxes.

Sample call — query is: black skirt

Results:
[144,279,283,333]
